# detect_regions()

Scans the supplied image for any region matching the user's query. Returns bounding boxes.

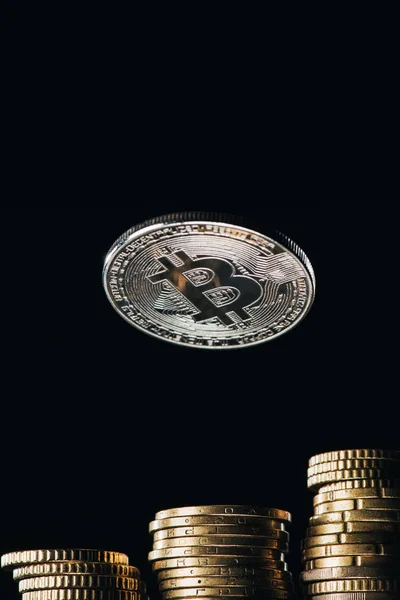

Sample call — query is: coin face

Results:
[102,214,315,349]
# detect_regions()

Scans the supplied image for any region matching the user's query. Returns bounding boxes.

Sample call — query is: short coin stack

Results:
[300,449,400,599]
[1,548,148,600]
[148,504,294,599]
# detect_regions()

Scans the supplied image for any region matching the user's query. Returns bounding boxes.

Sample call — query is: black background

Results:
[1,6,398,600]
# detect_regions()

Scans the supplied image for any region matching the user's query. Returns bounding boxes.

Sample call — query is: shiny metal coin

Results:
[151,557,289,571]
[21,593,142,600]
[158,576,293,591]
[152,526,289,541]
[148,547,285,561]
[13,563,141,580]
[1,550,129,570]
[161,587,292,598]
[299,564,400,581]
[300,594,397,600]
[102,213,315,349]
[149,516,286,532]
[313,488,400,506]
[18,575,141,591]
[309,450,400,466]
[156,567,292,581]
[154,506,290,522]
[152,536,288,551]
[306,579,399,594]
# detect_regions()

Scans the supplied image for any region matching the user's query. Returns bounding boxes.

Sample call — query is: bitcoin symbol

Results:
[147,250,262,326]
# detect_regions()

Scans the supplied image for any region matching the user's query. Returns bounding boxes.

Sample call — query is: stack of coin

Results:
[148,505,294,599]
[300,449,400,599]
[1,548,148,600]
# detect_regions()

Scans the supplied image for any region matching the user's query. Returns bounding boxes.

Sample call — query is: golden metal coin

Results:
[309,449,400,466]
[158,576,293,591]
[304,555,400,569]
[13,563,141,580]
[314,498,400,514]
[154,506,291,523]
[149,547,285,561]
[151,557,289,572]
[307,521,400,536]
[156,567,292,581]
[21,593,142,600]
[314,487,400,506]
[302,542,400,560]
[152,536,288,551]
[1,550,129,570]
[308,459,400,476]
[317,479,400,494]
[308,470,400,491]
[299,564,400,582]
[19,575,141,592]
[310,509,400,525]
[302,531,400,548]
[149,516,286,533]
[161,587,292,598]
[152,526,289,541]
[306,579,399,594]
[306,592,396,599]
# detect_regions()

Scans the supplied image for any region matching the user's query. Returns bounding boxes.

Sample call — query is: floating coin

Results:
[161,587,292,598]
[310,509,400,525]
[152,526,289,541]
[148,547,285,561]
[102,212,315,349]
[152,536,288,551]
[301,531,400,548]
[13,563,141,580]
[304,555,400,569]
[19,575,141,591]
[158,576,293,590]
[156,567,292,581]
[302,542,400,560]
[1,550,129,570]
[151,557,289,572]
[309,450,400,466]
[307,521,400,536]
[149,516,286,532]
[307,459,400,476]
[306,579,399,594]
[313,488,400,506]
[154,506,291,522]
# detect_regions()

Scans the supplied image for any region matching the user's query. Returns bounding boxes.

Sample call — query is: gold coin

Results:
[158,576,293,590]
[306,579,399,594]
[148,547,285,561]
[156,567,292,581]
[151,557,289,572]
[302,542,400,560]
[314,487,400,505]
[298,594,397,600]
[19,575,141,592]
[308,470,400,490]
[299,564,400,581]
[152,526,289,541]
[152,536,288,551]
[161,587,292,598]
[1,550,129,570]
[20,593,141,600]
[13,563,141,580]
[307,521,400,536]
[154,506,291,523]
[304,555,400,569]
[302,530,400,548]
[149,516,286,533]
[317,479,400,494]
[314,498,400,514]
[309,450,400,466]
[308,459,400,476]
[310,509,400,525]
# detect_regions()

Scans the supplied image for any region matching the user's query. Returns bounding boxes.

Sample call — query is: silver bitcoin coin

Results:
[102,212,316,349]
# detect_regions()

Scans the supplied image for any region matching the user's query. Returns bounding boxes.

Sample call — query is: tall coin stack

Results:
[300,449,400,599]
[148,505,294,599]
[1,548,148,600]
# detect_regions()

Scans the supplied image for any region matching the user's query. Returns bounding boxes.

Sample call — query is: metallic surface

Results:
[150,516,286,532]
[21,593,142,600]
[13,563,141,580]
[148,547,285,561]
[158,576,293,590]
[151,557,289,571]
[19,575,141,591]
[102,215,315,349]
[154,506,291,522]
[161,587,292,598]
[152,526,289,540]
[155,567,292,581]
[152,536,288,551]
[1,550,130,570]
[313,487,400,505]
[306,578,399,593]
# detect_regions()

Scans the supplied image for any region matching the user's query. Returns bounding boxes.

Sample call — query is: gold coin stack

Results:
[299,449,400,600]
[148,505,294,599]
[1,548,149,600]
